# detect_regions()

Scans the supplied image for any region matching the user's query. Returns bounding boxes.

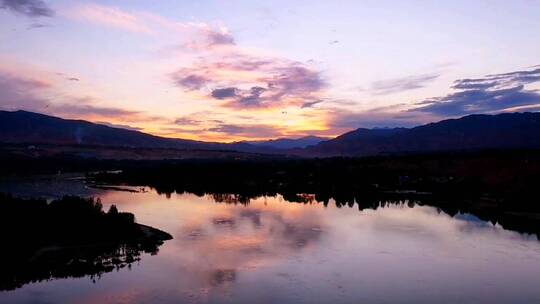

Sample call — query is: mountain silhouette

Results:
[302,112,540,156]
[0,110,321,154]
[0,110,228,150]
[2,110,540,157]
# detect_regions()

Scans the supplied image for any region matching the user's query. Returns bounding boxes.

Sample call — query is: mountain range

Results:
[0,110,235,150]
[0,110,323,154]
[242,136,328,149]
[301,112,540,156]
[1,110,540,158]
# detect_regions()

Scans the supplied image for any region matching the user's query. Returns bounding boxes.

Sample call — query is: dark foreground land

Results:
[2,150,540,260]
[4,149,536,235]
[0,194,172,291]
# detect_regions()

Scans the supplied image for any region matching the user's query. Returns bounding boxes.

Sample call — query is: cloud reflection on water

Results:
[5,189,540,303]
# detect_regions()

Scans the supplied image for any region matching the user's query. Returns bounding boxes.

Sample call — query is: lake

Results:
[2,175,540,304]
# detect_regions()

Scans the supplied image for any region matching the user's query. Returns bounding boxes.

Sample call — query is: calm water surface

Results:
[2,175,540,303]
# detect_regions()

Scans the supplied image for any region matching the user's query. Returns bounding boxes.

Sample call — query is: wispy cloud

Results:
[27,22,51,29]
[69,4,152,34]
[56,97,141,119]
[164,115,290,140]
[207,123,284,138]
[174,117,203,126]
[371,73,439,95]
[451,67,540,90]
[67,3,236,48]
[1,0,54,17]
[301,100,324,108]
[413,66,540,116]
[183,25,235,49]
[95,121,143,131]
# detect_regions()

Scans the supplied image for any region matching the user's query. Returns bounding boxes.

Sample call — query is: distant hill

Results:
[302,112,540,156]
[0,110,227,150]
[243,135,328,149]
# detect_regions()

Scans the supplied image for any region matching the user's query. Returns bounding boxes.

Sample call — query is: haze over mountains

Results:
[1,110,540,158]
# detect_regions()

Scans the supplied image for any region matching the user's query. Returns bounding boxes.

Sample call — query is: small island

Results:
[0,193,172,291]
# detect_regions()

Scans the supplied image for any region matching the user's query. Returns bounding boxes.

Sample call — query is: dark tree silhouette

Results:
[0,194,172,291]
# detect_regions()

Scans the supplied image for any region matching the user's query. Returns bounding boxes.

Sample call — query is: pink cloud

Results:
[67,3,236,48]
[70,4,152,34]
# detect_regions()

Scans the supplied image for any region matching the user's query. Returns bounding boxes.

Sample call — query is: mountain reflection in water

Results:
[3,185,540,304]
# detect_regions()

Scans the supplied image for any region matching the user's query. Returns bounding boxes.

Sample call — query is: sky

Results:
[1,0,540,142]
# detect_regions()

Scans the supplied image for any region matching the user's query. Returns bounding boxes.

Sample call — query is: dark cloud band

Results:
[1,0,54,17]
[413,66,540,116]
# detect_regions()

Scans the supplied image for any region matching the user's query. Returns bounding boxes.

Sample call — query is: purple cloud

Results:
[1,0,54,17]
[171,53,326,109]
[268,65,325,97]
[211,87,239,99]
[414,85,540,116]
[209,86,267,107]
[206,30,235,46]
[172,73,209,91]
[413,66,540,117]
[220,66,324,109]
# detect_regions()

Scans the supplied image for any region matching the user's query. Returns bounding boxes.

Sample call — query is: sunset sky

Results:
[1,0,540,141]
